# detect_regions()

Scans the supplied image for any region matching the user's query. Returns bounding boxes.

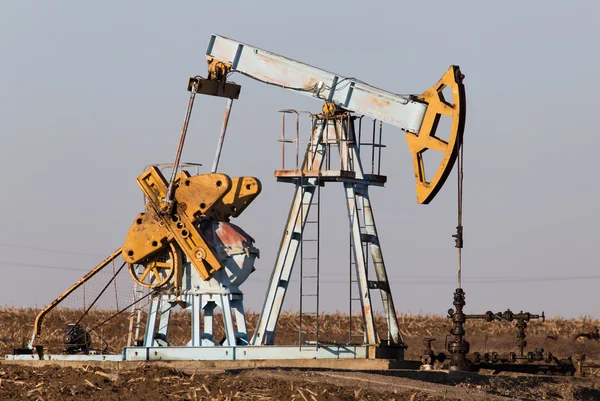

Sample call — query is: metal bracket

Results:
[187,76,241,99]
[367,280,390,292]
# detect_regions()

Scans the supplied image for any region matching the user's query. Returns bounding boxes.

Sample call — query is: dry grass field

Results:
[1,307,599,361]
[1,308,600,400]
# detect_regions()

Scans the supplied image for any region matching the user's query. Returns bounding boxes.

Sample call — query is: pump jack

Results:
[12,34,465,362]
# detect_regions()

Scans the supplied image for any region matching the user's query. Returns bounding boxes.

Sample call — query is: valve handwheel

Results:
[128,242,182,288]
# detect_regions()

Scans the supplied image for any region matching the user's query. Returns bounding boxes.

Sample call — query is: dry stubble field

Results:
[1,308,599,400]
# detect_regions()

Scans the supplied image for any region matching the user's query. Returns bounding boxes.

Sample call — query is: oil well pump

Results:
[9,34,466,362]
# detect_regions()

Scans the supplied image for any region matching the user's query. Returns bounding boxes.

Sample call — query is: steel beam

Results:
[206,35,427,133]
[344,182,378,345]
[347,125,403,346]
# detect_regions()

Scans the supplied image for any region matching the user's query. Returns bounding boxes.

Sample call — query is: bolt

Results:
[195,247,206,260]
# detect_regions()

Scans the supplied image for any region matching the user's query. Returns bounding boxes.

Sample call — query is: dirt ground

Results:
[0,363,599,401]
[1,308,600,400]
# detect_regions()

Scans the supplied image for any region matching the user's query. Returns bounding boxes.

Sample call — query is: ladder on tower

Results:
[298,182,321,351]
[252,112,405,351]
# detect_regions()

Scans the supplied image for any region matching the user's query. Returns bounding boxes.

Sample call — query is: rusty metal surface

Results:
[197,220,259,287]
[199,220,255,255]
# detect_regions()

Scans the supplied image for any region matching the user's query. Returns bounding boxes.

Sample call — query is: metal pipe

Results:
[357,115,364,155]
[111,260,120,310]
[464,314,489,319]
[295,112,299,169]
[310,118,327,168]
[371,120,376,174]
[377,121,383,175]
[299,185,304,349]
[165,86,198,205]
[316,181,320,345]
[345,114,351,171]
[336,119,342,171]
[456,132,464,288]
[278,110,300,170]
[211,98,234,173]
[281,112,286,170]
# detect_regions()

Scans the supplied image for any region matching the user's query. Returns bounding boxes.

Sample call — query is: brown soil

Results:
[1,364,599,400]
[0,365,407,401]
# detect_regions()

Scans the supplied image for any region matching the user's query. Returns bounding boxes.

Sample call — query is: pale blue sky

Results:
[1,1,598,318]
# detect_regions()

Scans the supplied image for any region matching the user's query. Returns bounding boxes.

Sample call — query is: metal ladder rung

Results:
[302,294,318,297]
[358,143,386,147]
[302,275,319,278]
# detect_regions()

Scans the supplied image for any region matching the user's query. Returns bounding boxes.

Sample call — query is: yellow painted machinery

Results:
[122,166,261,289]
